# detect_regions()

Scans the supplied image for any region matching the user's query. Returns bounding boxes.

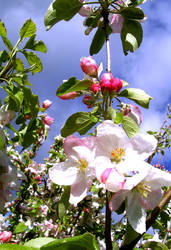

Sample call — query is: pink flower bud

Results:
[90,83,101,94]
[80,56,98,77]
[82,95,94,108]
[122,104,142,126]
[0,231,12,243]
[42,115,54,126]
[100,73,123,93]
[42,99,52,109]
[78,1,92,17]
[110,14,123,33]
[58,92,78,100]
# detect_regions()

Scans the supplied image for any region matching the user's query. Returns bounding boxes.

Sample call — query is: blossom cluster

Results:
[49,120,171,233]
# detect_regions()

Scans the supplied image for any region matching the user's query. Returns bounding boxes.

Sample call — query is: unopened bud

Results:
[80,56,98,77]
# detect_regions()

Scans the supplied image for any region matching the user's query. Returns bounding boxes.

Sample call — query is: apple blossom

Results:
[0,105,16,126]
[0,231,12,243]
[78,0,92,17]
[42,115,54,126]
[58,92,78,100]
[42,99,52,109]
[95,120,157,193]
[49,135,97,205]
[122,103,143,126]
[100,73,123,93]
[109,165,171,233]
[80,56,98,77]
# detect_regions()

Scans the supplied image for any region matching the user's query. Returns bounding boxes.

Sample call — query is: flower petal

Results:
[109,190,128,211]
[138,189,163,210]
[49,160,82,185]
[96,120,128,156]
[145,167,171,189]
[130,133,157,160]
[127,192,146,234]
[69,178,91,205]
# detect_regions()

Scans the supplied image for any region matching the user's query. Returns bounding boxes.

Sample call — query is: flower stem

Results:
[105,190,112,250]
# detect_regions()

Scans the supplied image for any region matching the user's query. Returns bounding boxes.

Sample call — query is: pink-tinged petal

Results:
[109,190,128,211]
[64,135,88,159]
[101,168,112,184]
[95,156,112,181]
[138,189,163,210]
[130,133,157,160]
[127,192,146,234]
[82,136,97,151]
[145,167,171,189]
[69,178,91,205]
[105,168,125,192]
[110,14,123,33]
[49,160,82,186]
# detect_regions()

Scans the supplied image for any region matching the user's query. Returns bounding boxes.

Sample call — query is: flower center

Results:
[78,159,88,173]
[136,182,151,198]
[111,147,125,163]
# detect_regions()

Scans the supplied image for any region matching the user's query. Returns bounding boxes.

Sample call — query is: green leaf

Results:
[58,186,70,219]
[0,244,36,250]
[14,58,24,72]
[143,241,169,250]
[44,0,82,30]
[41,232,99,250]
[14,222,27,234]
[122,224,139,246]
[120,7,145,20]
[90,27,106,56]
[0,134,5,149]
[0,21,7,37]
[0,50,9,65]
[20,19,36,40]
[24,237,55,249]
[1,36,13,50]
[23,86,40,118]
[24,35,47,53]
[23,51,42,74]
[3,85,24,111]
[61,112,97,137]
[84,14,101,28]
[121,19,143,55]
[115,112,123,124]
[105,107,116,122]
[119,88,152,108]
[122,116,139,138]
[56,77,92,96]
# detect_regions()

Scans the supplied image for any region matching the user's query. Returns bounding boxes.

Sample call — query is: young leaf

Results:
[56,77,92,96]
[23,86,40,118]
[24,35,47,53]
[1,37,13,51]
[44,0,83,30]
[58,186,70,219]
[121,19,143,55]
[0,245,35,250]
[0,21,7,38]
[120,7,145,20]
[61,112,98,137]
[14,222,27,234]
[24,237,55,249]
[20,19,36,40]
[122,116,139,138]
[14,58,24,72]
[119,88,152,108]
[90,27,106,56]
[0,50,9,65]
[23,51,42,74]
[40,232,99,250]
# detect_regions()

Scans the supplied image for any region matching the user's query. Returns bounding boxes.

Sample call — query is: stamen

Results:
[111,147,125,163]
[77,159,88,173]
[136,182,151,198]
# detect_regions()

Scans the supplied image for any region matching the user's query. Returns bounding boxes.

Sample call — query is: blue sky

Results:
[0,0,171,169]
